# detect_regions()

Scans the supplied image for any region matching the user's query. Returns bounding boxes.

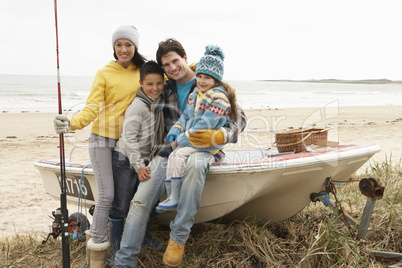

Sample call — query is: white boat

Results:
[34,143,380,224]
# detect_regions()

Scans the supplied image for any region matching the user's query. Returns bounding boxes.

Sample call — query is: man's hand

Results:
[137,166,151,182]
[54,114,70,134]
[188,129,225,148]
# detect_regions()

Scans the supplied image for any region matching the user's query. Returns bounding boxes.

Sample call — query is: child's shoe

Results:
[157,177,182,210]
[156,180,172,213]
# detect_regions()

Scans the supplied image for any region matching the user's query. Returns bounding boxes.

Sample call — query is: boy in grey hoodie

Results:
[108,60,165,264]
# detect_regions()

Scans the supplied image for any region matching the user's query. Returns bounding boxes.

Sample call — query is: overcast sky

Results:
[1,0,402,81]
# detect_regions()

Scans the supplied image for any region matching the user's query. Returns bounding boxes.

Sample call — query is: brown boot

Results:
[85,230,92,261]
[87,238,110,268]
[163,238,185,267]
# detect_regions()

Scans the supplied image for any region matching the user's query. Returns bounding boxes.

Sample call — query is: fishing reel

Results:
[42,208,63,244]
[42,208,90,244]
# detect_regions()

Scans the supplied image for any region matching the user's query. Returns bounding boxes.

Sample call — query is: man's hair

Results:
[140,60,164,81]
[156,38,186,67]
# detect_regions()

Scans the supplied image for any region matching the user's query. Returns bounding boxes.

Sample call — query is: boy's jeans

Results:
[109,151,139,220]
[114,151,213,267]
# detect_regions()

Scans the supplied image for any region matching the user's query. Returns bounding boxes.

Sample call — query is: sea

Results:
[1,74,402,113]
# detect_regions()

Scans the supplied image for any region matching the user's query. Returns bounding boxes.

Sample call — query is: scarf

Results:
[135,88,165,159]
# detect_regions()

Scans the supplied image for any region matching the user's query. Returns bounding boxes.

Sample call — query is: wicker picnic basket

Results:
[274,127,330,153]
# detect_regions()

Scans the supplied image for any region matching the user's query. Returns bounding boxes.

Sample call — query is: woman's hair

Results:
[217,80,238,121]
[113,50,147,67]
[156,38,187,67]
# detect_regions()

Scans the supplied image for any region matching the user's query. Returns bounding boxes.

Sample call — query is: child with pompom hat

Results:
[156,45,239,212]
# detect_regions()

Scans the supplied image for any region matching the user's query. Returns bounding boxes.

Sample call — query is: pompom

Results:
[204,45,225,61]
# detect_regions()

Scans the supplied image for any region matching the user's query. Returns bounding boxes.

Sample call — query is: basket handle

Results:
[274,127,332,147]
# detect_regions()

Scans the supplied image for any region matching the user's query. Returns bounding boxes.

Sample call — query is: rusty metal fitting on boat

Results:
[359,178,384,200]
[324,177,333,193]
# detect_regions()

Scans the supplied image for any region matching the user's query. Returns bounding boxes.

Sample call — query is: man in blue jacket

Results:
[114,38,247,267]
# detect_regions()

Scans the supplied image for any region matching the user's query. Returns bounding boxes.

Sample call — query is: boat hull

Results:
[34,144,380,223]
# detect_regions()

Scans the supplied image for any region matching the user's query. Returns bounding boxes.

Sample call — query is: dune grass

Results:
[1,159,401,267]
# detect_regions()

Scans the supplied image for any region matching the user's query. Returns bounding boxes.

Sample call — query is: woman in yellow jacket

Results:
[53,25,145,266]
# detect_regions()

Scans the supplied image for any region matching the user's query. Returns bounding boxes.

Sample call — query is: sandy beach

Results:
[1,106,401,238]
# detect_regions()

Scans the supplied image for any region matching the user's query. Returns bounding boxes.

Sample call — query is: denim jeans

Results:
[169,151,213,244]
[114,151,214,267]
[109,151,140,220]
[88,133,117,243]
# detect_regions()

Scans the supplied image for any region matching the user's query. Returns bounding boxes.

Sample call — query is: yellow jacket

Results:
[70,61,140,139]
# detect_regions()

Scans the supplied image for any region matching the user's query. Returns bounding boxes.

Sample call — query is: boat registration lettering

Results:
[55,172,95,201]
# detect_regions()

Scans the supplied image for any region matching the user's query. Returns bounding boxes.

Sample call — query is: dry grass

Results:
[1,159,401,268]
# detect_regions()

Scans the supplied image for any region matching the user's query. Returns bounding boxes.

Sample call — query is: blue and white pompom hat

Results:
[196,45,225,81]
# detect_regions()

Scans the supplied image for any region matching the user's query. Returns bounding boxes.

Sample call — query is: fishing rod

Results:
[54,0,71,266]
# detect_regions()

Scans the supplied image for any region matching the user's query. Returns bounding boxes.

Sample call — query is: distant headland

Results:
[260,79,402,84]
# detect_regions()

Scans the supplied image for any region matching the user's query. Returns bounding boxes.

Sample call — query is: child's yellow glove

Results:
[188,129,225,148]
[189,62,197,72]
